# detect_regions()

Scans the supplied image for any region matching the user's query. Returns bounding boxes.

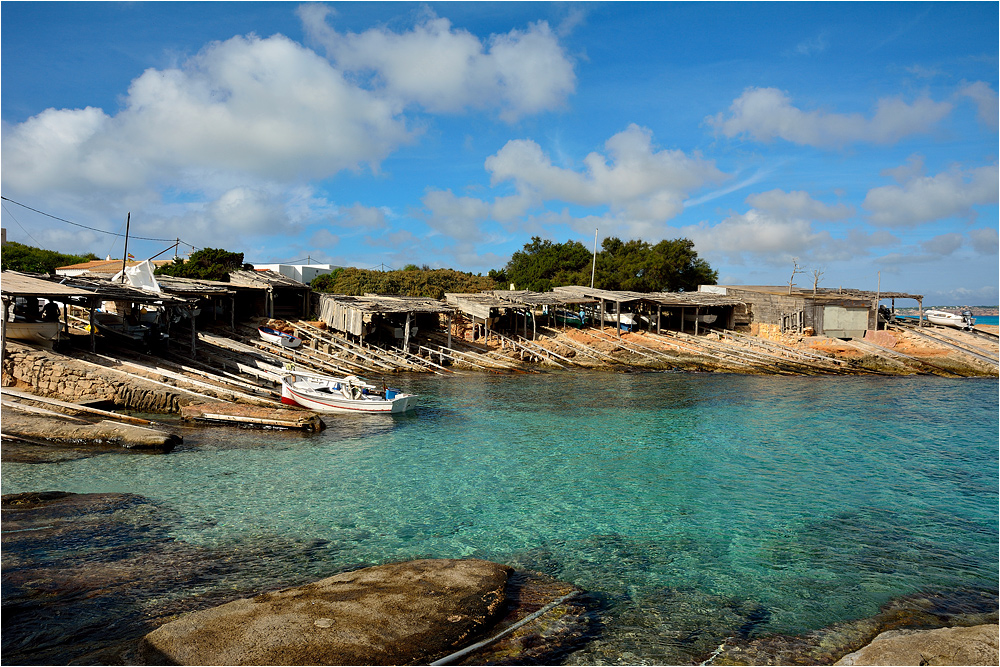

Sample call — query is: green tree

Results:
[595,237,716,292]
[1,241,99,273]
[504,237,592,291]
[154,248,247,281]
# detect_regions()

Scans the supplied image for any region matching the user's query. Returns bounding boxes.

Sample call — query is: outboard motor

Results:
[961,308,975,330]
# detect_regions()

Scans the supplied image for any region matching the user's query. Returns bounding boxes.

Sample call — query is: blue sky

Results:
[2,2,997,305]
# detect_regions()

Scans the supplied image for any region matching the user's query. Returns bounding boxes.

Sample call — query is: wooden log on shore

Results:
[180,402,324,432]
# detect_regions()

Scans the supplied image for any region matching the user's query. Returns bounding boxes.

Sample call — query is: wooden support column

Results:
[190,306,197,358]
[657,305,661,335]
[681,307,686,333]
[695,307,700,336]
[600,300,605,331]
[62,303,69,334]
[447,313,452,350]
[230,296,236,330]
[485,310,490,344]
[1,298,8,362]
[89,304,97,352]
[616,303,622,338]
[403,312,412,353]
[918,298,924,327]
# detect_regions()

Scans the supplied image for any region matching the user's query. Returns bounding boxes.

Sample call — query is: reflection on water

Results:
[2,372,997,664]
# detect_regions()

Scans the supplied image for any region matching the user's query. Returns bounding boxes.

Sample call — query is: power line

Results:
[0,201,44,247]
[0,195,189,244]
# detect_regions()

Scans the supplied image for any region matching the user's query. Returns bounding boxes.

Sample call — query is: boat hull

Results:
[280,374,417,414]
[925,310,973,329]
[259,326,302,348]
[6,321,61,348]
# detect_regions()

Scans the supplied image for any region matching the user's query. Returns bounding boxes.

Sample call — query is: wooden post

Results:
[600,299,605,331]
[89,304,97,352]
[447,313,452,350]
[1,298,8,363]
[62,303,69,334]
[485,311,490,344]
[190,306,197,358]
[681,307,686,333]
[230,296,236,330]
[657,305,661,335]
[918,298,924,327]
[616,303,622,338]
[120,212,130,283]
[403,312,412,353]
[695,307,700,336]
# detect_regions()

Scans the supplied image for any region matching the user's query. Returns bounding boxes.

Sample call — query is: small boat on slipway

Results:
[258,326,302,348]
[925,309,975,330]
[280,373,417,414]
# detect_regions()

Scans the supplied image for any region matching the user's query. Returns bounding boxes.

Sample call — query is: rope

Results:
[430,591,578,666]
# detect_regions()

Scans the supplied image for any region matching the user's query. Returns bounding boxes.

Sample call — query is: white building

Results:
[251,263,341,284]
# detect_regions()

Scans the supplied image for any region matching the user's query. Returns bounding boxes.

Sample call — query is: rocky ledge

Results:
[138,558,588,666]
[834,623,999,666]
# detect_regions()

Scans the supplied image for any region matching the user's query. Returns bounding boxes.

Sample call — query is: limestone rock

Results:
[139,558,511,665]
[2,410,179,450]
[834,624,999,666]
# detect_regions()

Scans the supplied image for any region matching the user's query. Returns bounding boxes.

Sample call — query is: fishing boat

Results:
[280,372,417,413]
[925,309,975,330]
[552,308,585,328]
[258,326,302,348]
[683,312,718,324]
[93,312,167,351]
[5,320,61,349]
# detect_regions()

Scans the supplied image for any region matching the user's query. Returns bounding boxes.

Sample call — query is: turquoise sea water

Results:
[2,372,997,662]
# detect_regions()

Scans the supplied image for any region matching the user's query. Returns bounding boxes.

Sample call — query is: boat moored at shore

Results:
[280,372,417,413]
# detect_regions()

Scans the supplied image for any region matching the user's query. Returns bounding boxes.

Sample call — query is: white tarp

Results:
[111,260,162,293]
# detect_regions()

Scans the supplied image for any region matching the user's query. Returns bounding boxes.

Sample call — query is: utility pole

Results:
[120,213,131,283]
[590,228,598,288]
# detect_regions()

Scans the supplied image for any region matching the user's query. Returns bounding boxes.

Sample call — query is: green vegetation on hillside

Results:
[0,241,99,274]
[311,267,499,299]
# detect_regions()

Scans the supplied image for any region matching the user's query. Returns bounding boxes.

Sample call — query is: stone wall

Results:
[2,343,184,413]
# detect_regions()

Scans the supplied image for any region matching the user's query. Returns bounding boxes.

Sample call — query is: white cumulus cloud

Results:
[486,124,728,221]
[863,163,999,226]
[2,33,412,200]
[745,189,852,220]
[707,87,952,147]
[301,5,575,121]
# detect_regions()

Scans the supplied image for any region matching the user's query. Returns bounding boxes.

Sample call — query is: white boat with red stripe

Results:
[280,372,417,414]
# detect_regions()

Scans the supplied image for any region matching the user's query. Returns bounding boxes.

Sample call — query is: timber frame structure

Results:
[1,271,195,356]
[317,294,456,352]
[552,286,746,336]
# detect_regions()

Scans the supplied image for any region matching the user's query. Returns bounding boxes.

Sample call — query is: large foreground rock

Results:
[834,623,999,666]
[139,558,511,665]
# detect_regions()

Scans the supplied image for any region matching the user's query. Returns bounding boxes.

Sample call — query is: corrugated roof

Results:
[56,259,173,274]
[553,286,743,307]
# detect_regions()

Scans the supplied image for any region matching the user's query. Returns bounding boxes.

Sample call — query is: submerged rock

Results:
[139,559,511,665]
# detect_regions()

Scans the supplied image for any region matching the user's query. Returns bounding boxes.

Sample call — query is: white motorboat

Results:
[280,373,417,414]
[5,320,61,348]
[258,326,302,348]
[925,309,974,330]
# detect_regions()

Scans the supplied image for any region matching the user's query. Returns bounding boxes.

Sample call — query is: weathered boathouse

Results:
[700,285,924,338]
[316,293,455,351]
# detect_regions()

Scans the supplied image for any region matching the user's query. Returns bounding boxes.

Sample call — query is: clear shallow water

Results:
[3,372,997,661]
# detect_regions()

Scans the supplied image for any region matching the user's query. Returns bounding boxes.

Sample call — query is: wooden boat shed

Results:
[446,290,597,341]
[229,269,311,320]
[700,285,924,338]
[1,271,193,355]
[317,294,455,351]
[551,286,746,335]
